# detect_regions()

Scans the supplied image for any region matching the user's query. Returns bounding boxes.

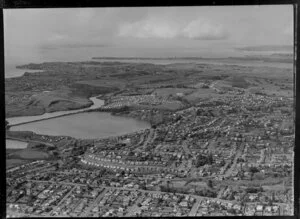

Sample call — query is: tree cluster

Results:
[195,153,214,167]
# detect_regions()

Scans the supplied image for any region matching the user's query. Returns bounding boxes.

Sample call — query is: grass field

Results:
[153,88,194,98]
[10,149,49,160]
[184,88,220,103]
[6,159,31,169]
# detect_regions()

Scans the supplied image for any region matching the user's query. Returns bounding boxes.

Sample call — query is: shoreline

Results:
[7,110,94,127]
[6,95,155,129]
[5,101,94,119]
[7,110,152,140]
[5,95,96,119]
[6,95,105,126]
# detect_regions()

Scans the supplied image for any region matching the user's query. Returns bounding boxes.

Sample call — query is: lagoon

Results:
[10,112,150,139]
[8,96,150,139]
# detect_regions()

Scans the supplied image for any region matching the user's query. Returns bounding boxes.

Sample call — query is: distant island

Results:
[92,57,207,60]
[236,45,293,52]
[92,55,293,63]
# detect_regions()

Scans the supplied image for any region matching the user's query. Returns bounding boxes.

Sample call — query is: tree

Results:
[207,180,213,188]
[195,154,209,167]
[220,159,226,167]
[227,209,236,214]
[166,180,170,190]
[207,153,213,165]
[228,193,235,200]
[54,163,59,171]
[245,186,263,193]
[271,191,276,202]
[140,183,146,190]
[249,167,259,181]
[128,151,134,157]
[237,170,244,180]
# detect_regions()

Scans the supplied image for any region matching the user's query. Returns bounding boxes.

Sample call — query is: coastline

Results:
[6,60,293,130]
[6,100,94,118]
[6,95,104,126]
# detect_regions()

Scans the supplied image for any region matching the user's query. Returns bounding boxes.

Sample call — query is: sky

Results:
[4,5,293,62]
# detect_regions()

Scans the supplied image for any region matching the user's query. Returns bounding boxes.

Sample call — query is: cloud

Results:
[47,33,69,42]
[182,19,228,40]
[118,17,228,40]
[283,22,293,36]
[41,43,111,50]
[118,17,179,39]
[76,8,95,25]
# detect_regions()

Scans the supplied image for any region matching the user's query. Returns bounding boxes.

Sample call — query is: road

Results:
[14,178,292,217]
[43,186,77,217]
[26,179,224,202]
[181,141,192,156]
[188,197,202,216]
[81,188,108,217]
[9,162,57,177]
[82,156,174,173]
[209,81,221,92]
[223,145,243,178]
[125,196,144,216]
[143,128,155,148]
[7,94,104,127]
[135,133,146,147]
[217,187,226,199]
[134,128,154,152]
